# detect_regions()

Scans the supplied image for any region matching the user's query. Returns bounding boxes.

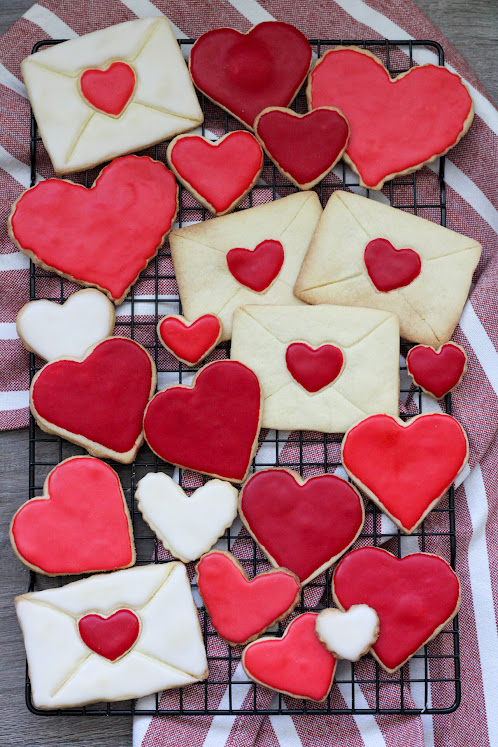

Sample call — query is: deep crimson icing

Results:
[407,343,467,399]
[80,62,136,116]
[197,552,300,644]
[31,338,154,455]
[255,107,349,187]
[169,132,263,214]
[240,470,364,583]
[243,612,336,700]
[158,315,221,365]
[309,49,473,188]
[285,342,344,393]
[11,457,133,575]
[342,413,468,533]
[226,240,284,292]
[189,22,312,127]
[333,548,460,671]
[364,238,421,292]
[78,609,140,661]
[10,156,177,302]
[143,361,261,482]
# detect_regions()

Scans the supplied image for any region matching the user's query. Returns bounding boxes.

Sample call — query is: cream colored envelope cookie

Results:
[22,17,203,174]
[170,191,322,340]
[230,304,399,433]
[294,191,481,345]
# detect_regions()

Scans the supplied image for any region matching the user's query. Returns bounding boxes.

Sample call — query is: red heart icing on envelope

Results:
[286,342,344,392]
[80,61,136,116]
[406,343,467,399]
[78,609,140,661]
[364,238,421,292]
[158,314,222,366]
[226,240,284,292]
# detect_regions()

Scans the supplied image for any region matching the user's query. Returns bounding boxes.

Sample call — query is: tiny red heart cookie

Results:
[79,61,136,116]
[157,314,222,366]
[364,238,422,292]
[406,343,468,399]
[78,609,140,661]
[285,342,344,393]
[226,240,284,292]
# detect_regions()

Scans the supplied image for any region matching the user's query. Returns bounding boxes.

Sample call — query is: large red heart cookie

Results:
[406,343,468,399]
[80,61,136,116]
[226,240,284,292]
[143,360,262,483]
[342,413,468,534]
[309,48,473,189]
[240,469,364,585]
[364,238,421,292]
[9,155,178,303]
[254,106,349,189]
[333,547,461,672]
[10,457,134,575]
[285,342,344,393]
[242,612,337,701]
[196,551,301,645]
[78,609,140,661]
[157,314,222,366]
[30,337,155,463]
[189,22,312,128]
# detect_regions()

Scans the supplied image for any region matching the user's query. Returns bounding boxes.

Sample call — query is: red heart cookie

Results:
[406,343,468,399]
[342,413,468,534]
[9,155,178,304]
[196,551,301,645]
[30,337,155,463]
[157,314,222,366]
[10,457,134,576]
[242,612,337,701]
[240,469,364,585]
[226,240,284,292]
[143,360,262,483]
[309,48,473,189]
[189,22,312,128]
[80,61,136,116]
[78,609,140,661]
[333,547,461,672]
[254,106,350,189]
[364,238,421,292]
[167,131,263,215]
[285,342,344,393]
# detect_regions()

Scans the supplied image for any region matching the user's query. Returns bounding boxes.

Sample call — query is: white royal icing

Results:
[315,604,379,661]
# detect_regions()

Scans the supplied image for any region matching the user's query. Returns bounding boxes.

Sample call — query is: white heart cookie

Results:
[17,289,115,361]
[315,604,379,661]
[136,472,238,563]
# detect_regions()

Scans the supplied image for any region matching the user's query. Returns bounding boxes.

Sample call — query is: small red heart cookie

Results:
[364,238,422,292]
[285,342,344,393]
[10,457,135,576]
[79,61,136,117]
[78,609,140,661]
[406,343,468,399]
[342,413,469,534]
[196,551,301,645]
[239,468,364,585]
[333,547,461,673]
[254,106,349,189]
[157,314,222,366]
[30,337,156,464]
[189,22,312,128]
[242,612,337,701]
[167,131,263,215]
[144,360,262,483]
[226,239,284,292]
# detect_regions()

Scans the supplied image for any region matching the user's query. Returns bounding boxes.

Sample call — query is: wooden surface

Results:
[0,2,496,746]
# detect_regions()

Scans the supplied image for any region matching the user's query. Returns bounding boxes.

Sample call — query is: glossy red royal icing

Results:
[240,470,364,583]
[31,338,153,454]
[364,238,421,292]
[407,343,467,399]
[10,156,177,302]
[285,342,344,393]
[226,240,284,292]
[80,62,136,116]
[243,612,336,700]
[342,414,468,533]
[158,315,221,365]
[78,609,140,661]
[11,458,133,575]
[143,361,261,482]
[189,22,312,127]
[197,552,300,645]
[169,132,263,214]
[333,547,460,671]
[309,49,473,188]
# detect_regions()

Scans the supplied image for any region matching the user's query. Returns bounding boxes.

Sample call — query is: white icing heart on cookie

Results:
[315,604,379,661]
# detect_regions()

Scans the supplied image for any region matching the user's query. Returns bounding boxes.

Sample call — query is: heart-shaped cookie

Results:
[364,238,421,292]
[78,609,140,661]
[342,413,469,534]
[285,342,344,393]
[239,469,364,585]
[79,61,136,116]
[226,240,284,292]
[315,605,379,661]
[8,155,178,304]
[333,547,461,672]
[157,314,222,366]
[406,342,468,399]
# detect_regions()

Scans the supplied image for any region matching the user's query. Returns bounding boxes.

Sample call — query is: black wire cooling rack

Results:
[25,37,460,717]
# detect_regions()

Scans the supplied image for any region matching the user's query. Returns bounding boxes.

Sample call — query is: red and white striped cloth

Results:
[1,1,497,745]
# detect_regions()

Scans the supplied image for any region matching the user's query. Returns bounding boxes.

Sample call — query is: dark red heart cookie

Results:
[79,61,136,116]
[157,314,222,366]
[226,239,284,292]
[364,238,421,292]
[406,343,468,399]
[285,342,344,393]
[78,609,140,661]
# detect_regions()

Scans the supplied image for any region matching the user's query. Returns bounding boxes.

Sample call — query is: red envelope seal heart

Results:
[406,343,468,399]
[78,609,141,661]
[157,314,222,366]
[226,240,284,292]
[80,61,136,116]
[364,238,422,292]
[285,342,345,393]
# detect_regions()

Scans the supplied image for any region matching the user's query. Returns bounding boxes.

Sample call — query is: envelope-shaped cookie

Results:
[230,304,399,432]
[21,18,203,174]
[16,563,208,708]
[170,191,322,340]
[294,191,481,346]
